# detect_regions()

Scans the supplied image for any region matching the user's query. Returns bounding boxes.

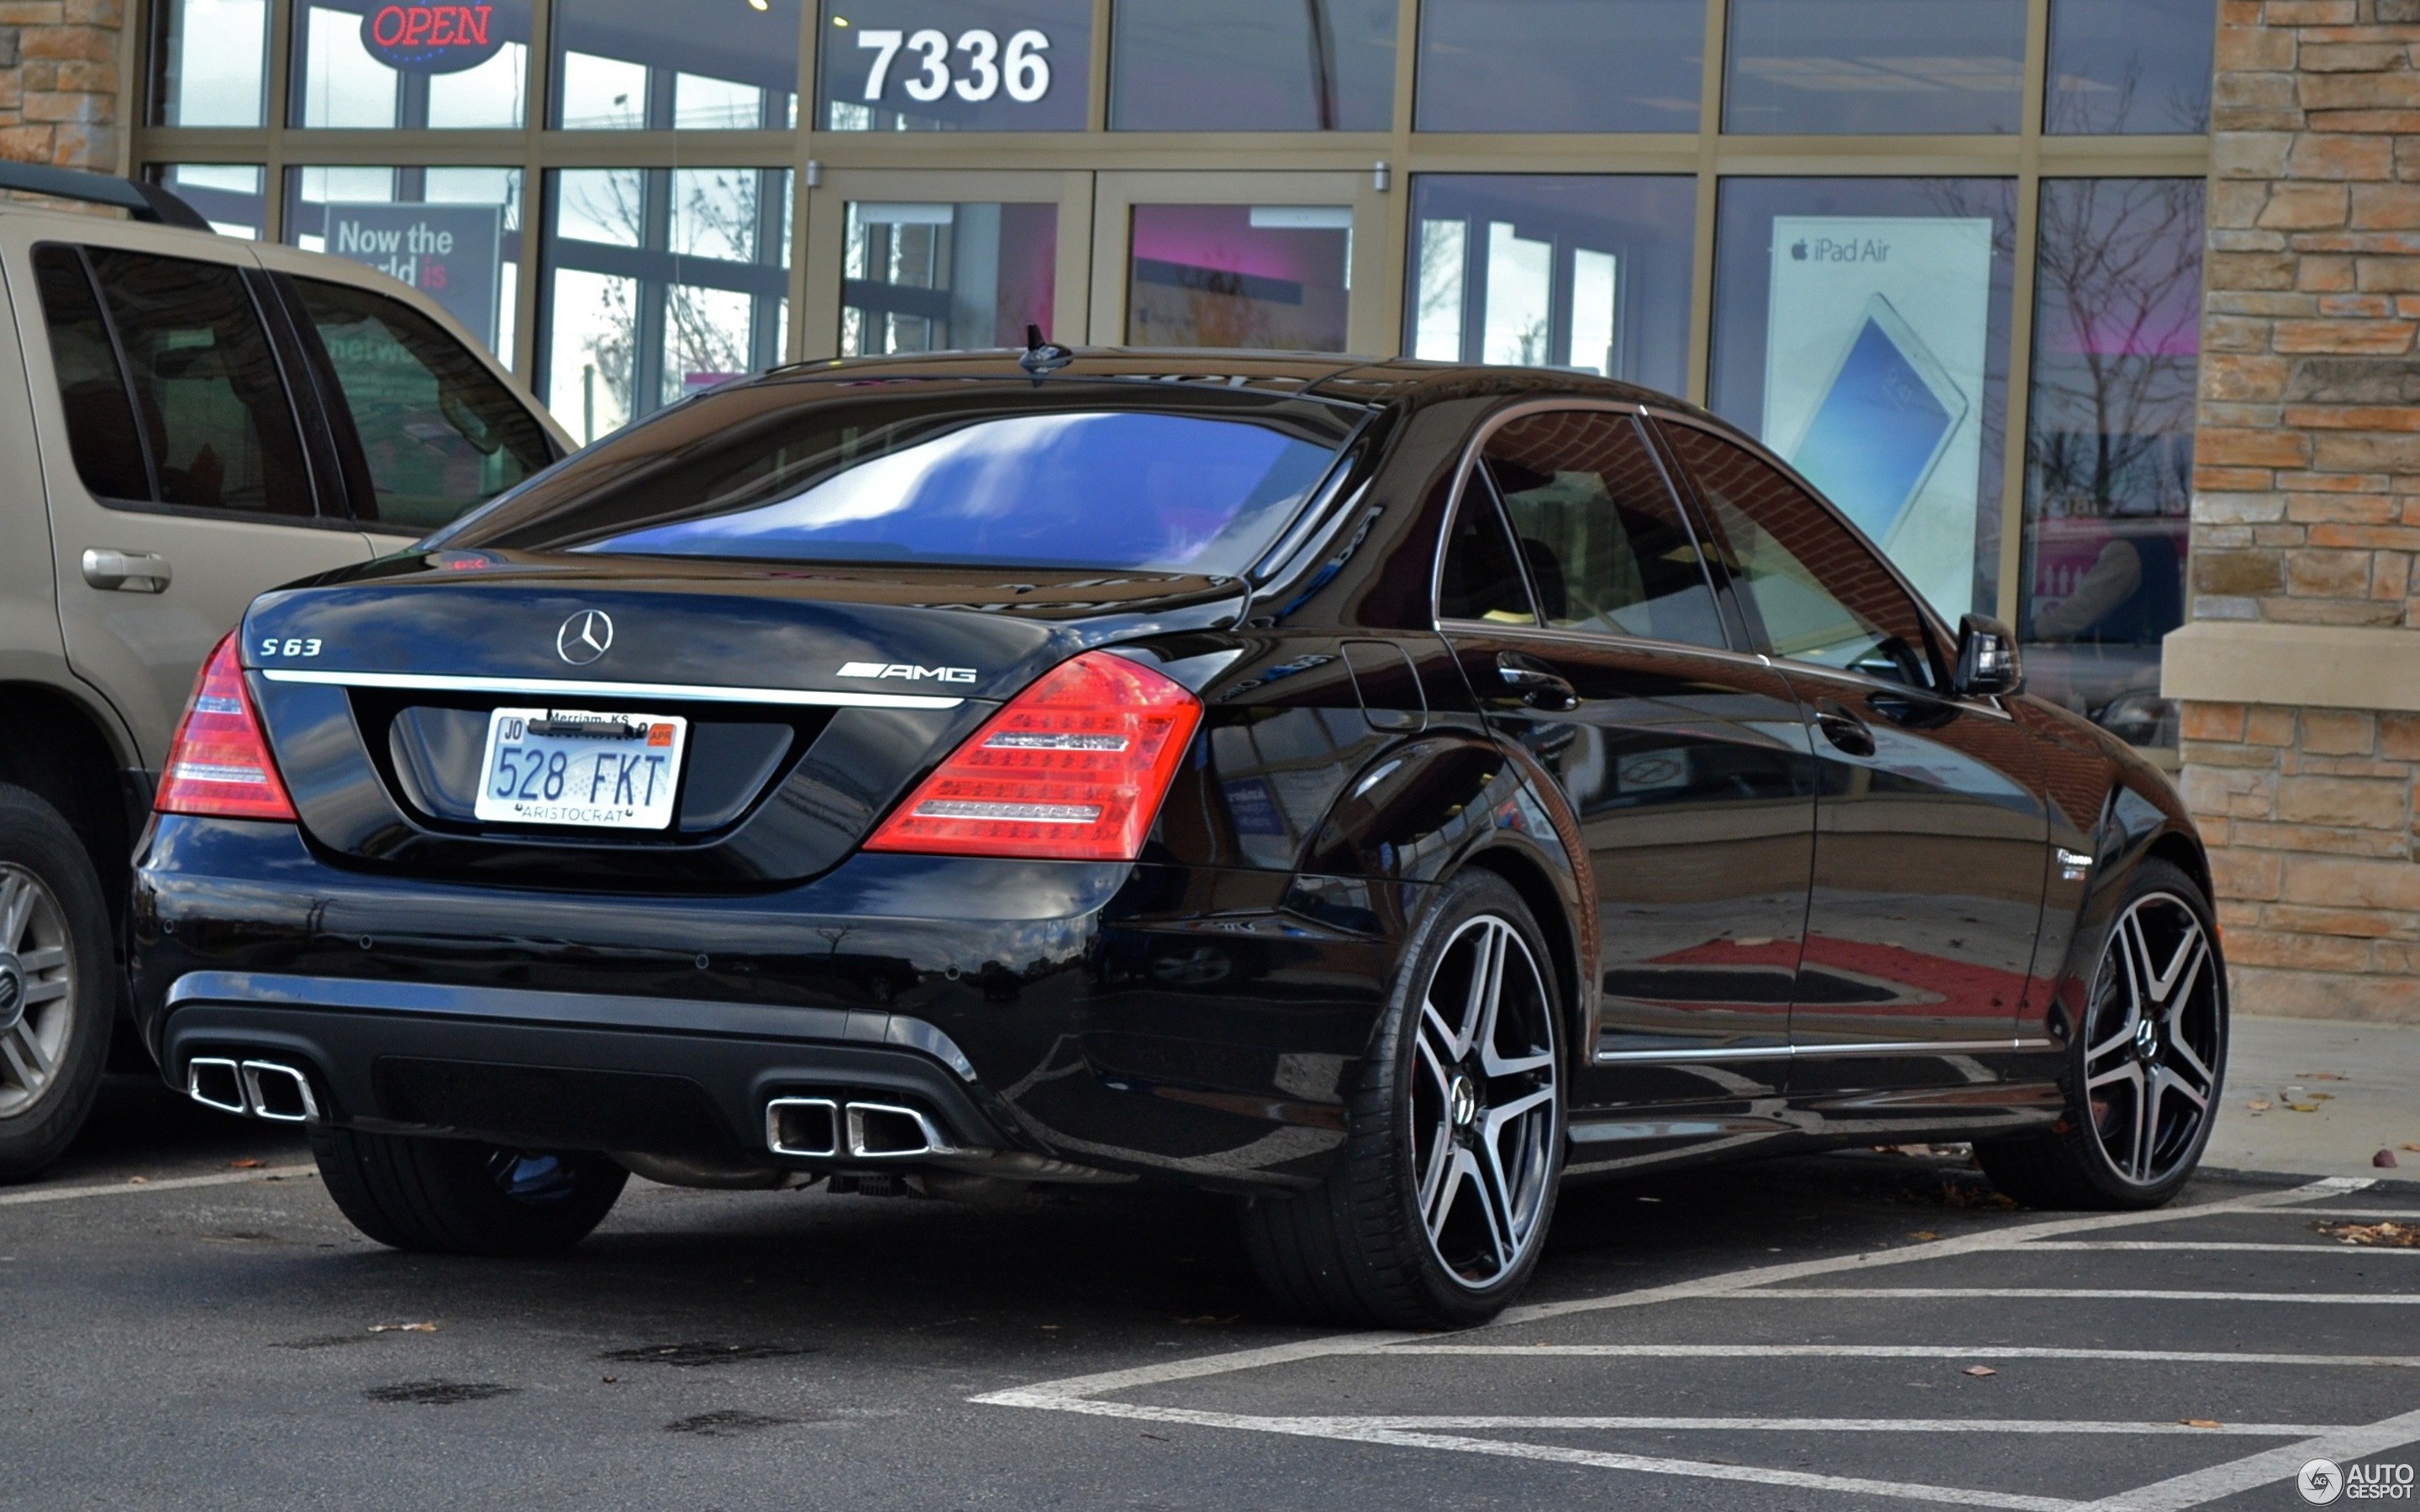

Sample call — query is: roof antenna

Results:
[1019,323,1074,376]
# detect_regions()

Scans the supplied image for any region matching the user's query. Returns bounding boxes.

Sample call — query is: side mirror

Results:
[1953,614,2023,698]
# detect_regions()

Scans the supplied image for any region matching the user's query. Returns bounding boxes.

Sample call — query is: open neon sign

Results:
[360,3,509,73]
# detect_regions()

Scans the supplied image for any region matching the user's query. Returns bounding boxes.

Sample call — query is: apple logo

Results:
[1791,239,1808,261]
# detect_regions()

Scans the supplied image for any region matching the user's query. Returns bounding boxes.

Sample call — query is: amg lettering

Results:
[836,661,978,684]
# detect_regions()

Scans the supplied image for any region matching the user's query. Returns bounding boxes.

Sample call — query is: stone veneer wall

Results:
[0,0,126,173]
[2176,0,2420,1021]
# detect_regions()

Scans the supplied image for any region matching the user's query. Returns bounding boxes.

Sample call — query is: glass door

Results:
[1090,171,1389,354]
[801,170,1093,358]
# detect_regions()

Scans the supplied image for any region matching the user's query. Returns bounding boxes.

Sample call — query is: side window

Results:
[82,248,314,517]
[31,245,151,502]
[292,279,555,534]
[1483,410,1725,649]
[1660,423,1939,690]
[1436,480,1537,625]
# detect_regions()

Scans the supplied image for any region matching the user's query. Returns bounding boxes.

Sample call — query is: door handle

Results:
[81,549,172,593]
[1812,698,1876,758]
[1494,654,1579,712]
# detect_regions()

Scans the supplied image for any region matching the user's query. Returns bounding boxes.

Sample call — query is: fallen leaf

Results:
[2375,1149,2401,1169]
[2402,1142,2419,1153]
[1908,1231,1940,1242]
[126,1176,146,1184]
[369,1322,437,1334]
[2298,1072,2349,1081]
[2317,1221,2420,1248]
[227,1158,262,1169]
[2286,1102,2323,1113]
[1962,1365,1997,1378]
[2182,1419,2222,1429]
[602,1376,618,1384]
[2248,1100,2272,1111]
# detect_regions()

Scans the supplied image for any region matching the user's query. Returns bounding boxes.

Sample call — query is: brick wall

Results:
[2185,0,2420,1021]
[0,0,126,173]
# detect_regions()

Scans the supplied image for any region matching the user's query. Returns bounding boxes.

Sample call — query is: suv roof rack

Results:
[0,163,213,233]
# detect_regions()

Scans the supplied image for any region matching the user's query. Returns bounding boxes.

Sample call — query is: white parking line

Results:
[1220,1415,2344,1436]
[1739,1288,2420,1305]
[2015,1241,2420,1254]
[0,1166,316,1207]
[2085,1404,2420,1512]
[1381,1344,2420,1368]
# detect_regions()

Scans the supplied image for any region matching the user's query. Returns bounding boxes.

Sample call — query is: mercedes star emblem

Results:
[557,610,613,665]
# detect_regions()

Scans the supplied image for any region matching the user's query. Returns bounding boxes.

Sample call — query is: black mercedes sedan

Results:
[129,351,2225,1328]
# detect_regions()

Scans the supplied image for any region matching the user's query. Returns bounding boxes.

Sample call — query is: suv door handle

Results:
[81,549,172,593]
[1812,698,1876,758]
[1494,653,1580,712]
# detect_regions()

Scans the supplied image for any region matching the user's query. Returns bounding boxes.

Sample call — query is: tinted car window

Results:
[1436,477,1537,625]
[443,384,1356,575]
[1662,422,1939,689]
[1484,410,1723,648]
[292,278,555,534]
[32,244,151,502]
[82,248,313,517]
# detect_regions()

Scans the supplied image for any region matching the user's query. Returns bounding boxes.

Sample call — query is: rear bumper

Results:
[133,817,1410,1189]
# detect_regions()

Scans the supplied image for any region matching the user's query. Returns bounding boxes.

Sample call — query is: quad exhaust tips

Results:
[185,1057,319,1122]
[765,1096,971,1160]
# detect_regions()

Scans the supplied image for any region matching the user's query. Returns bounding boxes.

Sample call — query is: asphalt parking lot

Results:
[4,1079,2416,1510]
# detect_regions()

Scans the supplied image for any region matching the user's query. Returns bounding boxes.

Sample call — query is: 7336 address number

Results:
[858,27,1050,103]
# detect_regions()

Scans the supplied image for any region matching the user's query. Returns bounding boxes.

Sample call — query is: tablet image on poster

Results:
[1765,216,1992,621]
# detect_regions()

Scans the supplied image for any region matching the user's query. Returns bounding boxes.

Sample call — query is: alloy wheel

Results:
[2081,892,2223,1187]
[1411,913,1558,1289]
[0,864,75,1121]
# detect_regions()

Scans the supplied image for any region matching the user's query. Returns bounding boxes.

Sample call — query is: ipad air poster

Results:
[1763,216,1993,620]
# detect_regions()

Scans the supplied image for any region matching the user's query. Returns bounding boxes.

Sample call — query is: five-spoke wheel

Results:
[0,784,113,1182]
[0,863,75,1121]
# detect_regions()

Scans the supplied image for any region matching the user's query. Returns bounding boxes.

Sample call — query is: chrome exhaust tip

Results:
[238,1060,318,1122]
[185,1058,246,1116]
[765,1096,839,1158]
[844,1101,967,1159]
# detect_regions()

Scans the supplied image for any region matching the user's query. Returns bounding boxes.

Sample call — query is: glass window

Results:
[551,0,799,129]
[290,1,530,129]
[1128,204,1350,351]
[1407,176,1694,394]
[818,0,1092,131]
[31,247,153,503]
[1414,0,1702,134]
[292,278,556,533]
[1663,422,1938,689]
[1110,0,1396,131]
[152,165,266,239]
[541,167,793,445]
[2046,0,2214,134]
[150,0,269,126]
[1707,176,2015,626]
[441,389,1358,574]
[1485,411,1723,648]
[1723,0,2027,136]
[842,202,1056,356]
[84,249,315,517]
[286,167,523,362]
[1438,483,1536,625]
[2023,179,2203,749]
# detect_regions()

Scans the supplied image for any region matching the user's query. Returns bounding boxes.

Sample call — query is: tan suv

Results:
[0,165,569,1179]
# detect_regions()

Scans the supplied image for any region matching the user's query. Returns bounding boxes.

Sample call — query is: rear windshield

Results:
[436,381,1361,575]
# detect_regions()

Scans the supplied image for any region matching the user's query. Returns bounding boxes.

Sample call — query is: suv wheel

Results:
[1976,858,2227,1210]
[0,785,113,1182]
[1240,869,1564,1328]
[313,1126,629,1256]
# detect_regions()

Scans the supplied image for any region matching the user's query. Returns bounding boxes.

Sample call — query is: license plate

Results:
[472,707,687,830]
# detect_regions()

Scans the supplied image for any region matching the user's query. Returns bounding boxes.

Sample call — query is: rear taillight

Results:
[864,650,1202,863]
[155,633,296,822]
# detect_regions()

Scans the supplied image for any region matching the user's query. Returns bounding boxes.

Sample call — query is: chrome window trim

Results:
[255,668,967,711]
[1594,1037,2056,1064]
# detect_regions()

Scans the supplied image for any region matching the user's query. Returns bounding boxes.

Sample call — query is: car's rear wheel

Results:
[1976,858,2226,1210]
[312,1126,629,1255]
[0,785,113,1183]
[1240,869,1564,1328]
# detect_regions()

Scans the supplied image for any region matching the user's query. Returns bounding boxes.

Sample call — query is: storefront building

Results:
[13,0,2420,1018]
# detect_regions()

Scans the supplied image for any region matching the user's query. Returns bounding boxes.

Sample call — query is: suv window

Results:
[291,278,555,534]
[50,247,317,517]
[1483,410,1724,649]
[1660,421,1939,690]
[31,246,150,502]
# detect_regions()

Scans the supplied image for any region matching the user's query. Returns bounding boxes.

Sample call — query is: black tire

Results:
[312,1126,628,1256]
[1239,869,1565,1328]
[1976,858,2227,1210]
[0,784,114,1183]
